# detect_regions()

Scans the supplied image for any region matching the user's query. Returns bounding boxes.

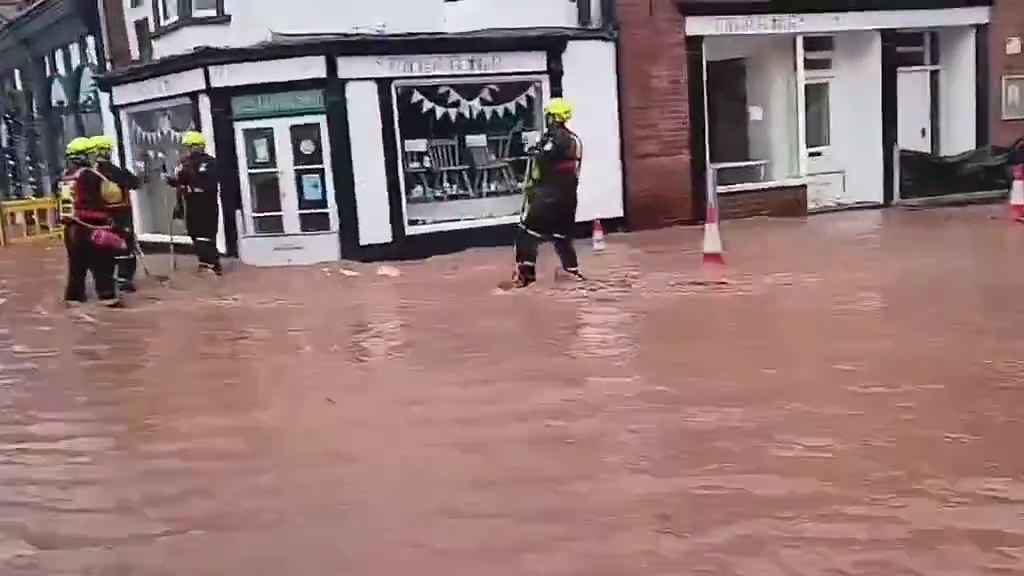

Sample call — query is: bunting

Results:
[409,84,536,121]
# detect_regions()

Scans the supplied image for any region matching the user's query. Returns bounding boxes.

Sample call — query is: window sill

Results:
[717,177,808,195]
[152,14,232,39]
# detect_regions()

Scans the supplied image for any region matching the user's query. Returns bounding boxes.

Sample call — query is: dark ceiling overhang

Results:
[677,0,992,16]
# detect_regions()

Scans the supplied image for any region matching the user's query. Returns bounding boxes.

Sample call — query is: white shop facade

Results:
[99,31,624,265]
[686,6,991,211]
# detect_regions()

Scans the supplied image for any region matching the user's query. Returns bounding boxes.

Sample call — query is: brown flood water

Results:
[1,205,1023,575]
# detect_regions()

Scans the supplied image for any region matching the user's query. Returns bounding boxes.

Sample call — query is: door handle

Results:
[920,128,927,138]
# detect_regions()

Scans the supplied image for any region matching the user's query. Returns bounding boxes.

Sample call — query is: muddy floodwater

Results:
[1,205,1023,575]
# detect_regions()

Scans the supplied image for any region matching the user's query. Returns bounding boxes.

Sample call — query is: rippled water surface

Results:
[1,205,1023,575]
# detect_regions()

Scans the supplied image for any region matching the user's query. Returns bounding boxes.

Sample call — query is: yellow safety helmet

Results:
[544,98,573,123]
[89,135,115,151]
[65,137,93,158]
[181,131,206,148]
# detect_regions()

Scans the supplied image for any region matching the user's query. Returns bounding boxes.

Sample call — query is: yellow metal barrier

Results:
[0,198,63,247]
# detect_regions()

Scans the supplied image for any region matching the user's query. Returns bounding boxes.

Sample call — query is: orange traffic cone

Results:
[592,220,606,252]
[702,205,725,267]
[1011,164,1024,222]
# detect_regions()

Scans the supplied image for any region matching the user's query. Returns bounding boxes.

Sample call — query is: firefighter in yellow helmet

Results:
[503,97,584,289]
[60,137,122,306]
[164,131,222,275]
[90,135,142,292]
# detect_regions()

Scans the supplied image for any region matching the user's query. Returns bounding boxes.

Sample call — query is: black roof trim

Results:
[98,27,615,89]
[677,0,991,16]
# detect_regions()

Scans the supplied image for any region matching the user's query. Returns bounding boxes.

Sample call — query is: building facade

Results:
[991,0,1024,147]
[96,0,624,265]
[618,0,995,225]
[0,0,108,201]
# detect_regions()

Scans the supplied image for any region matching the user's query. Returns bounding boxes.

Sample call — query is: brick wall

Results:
[991,0,1024,146]
[719,186,808,220]
[616,0,696,228]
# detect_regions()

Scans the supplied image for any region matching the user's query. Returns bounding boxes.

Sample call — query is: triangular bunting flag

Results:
[447,91,460,105]
[410,90,424,104]
[484,107,494,120]
[446,108,458,121]
[434,105,447,120]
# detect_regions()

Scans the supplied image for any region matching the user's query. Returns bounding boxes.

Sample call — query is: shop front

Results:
[685,5,991,213]
[101,30,623,265]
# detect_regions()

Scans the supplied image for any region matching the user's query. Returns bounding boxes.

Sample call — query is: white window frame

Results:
[803,78,833,155]
[389,74,550,235]
[190,0,219,19]
[157,0,180,27]
[1002,75,1024,121]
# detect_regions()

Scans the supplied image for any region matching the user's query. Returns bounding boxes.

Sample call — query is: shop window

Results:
[134,19,153,62]
[124,99,198,238]
[804,82,831,150]
[393,78,544,228]
[154,0,228,33]
[705,36,801,187]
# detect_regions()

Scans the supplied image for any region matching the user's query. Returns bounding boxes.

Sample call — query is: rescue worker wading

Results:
[60,137,123,307]
[165,131,222,275]
[505,98,584,289]
[90,135,141,292]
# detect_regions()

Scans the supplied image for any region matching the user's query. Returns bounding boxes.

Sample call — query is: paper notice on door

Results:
[748,105,764,122]
[253,138,270,164]
[301,174,323,201]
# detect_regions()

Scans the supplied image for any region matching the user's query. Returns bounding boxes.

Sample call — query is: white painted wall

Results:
[346,81,393,246]
[938,26,977,156]
[138,0,589,60]
[197,92,227,254]
[831,30,884,205]
[561,40,624,222]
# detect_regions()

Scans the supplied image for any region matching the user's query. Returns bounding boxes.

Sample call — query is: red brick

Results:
[991,0,1024,146]
[617,0,695,228]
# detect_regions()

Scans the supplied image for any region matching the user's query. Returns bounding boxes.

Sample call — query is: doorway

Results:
[897,69,935,153]
[233,115,340,265]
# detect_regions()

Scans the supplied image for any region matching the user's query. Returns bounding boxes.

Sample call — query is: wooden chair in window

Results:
[467,134,516,197]
[402,139,432,201]
[428,138,473,198]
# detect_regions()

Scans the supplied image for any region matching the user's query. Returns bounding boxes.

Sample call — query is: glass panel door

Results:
[241,126,285,235]
[289,123,331,233]
[235,115,337,237]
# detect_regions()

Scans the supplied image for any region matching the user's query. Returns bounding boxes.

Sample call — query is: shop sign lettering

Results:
[714,14,805,35]
[232,90,325,120]
[341,52,546,79]
[382,55,503,76]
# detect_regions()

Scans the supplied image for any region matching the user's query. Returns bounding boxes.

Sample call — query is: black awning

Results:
[677,0,991,16]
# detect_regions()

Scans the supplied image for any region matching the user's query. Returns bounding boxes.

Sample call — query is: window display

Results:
[125,99,198,237]
[394,79,544,228]
[705,36,801,187]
